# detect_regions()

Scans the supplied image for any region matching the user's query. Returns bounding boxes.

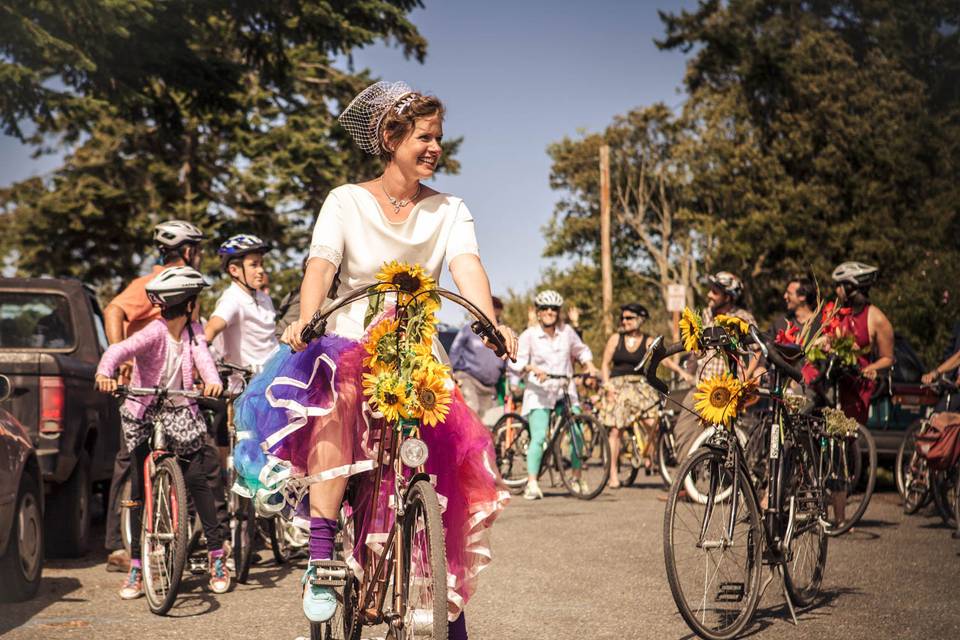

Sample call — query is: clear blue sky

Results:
[0,0,696,320]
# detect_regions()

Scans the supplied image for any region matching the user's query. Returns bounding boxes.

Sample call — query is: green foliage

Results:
[0,0,458,308]
[545,0,960,365]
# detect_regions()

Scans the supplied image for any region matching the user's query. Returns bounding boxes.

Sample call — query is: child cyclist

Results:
[95,266,230,599]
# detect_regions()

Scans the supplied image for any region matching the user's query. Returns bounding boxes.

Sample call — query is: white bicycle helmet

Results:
[708,271,744,300]
[145,266,210,307]
[534,289,564,308]
[831,261,879,287]
[153,220,205,250]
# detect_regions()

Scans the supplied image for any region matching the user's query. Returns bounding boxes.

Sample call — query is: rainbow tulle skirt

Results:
[233,333,508,620]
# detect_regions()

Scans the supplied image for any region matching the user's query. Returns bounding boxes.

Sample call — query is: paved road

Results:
[3,478,959,639]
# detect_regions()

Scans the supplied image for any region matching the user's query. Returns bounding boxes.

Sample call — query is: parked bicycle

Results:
[895,377,956,515]
[493,373,610,500]
[643,326,829,640]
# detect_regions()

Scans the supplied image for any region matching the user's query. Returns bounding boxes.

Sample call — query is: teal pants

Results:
[526,405,583,477]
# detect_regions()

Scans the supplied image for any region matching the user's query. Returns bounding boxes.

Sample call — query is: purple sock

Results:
[449,613,468,640]
[130,559,142,569]
[309,517,338,561]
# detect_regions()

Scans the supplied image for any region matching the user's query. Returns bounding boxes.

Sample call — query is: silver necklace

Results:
[381,178,421,214]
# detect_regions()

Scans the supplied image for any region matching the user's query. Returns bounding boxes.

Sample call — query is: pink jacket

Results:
[96,319,221,419]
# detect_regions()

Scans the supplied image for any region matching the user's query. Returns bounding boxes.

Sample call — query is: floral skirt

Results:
[598,375,660,430]
[232,333,509,621]
[120,403,206,457]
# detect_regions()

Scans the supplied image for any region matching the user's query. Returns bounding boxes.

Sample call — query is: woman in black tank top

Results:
[598,302,691,488]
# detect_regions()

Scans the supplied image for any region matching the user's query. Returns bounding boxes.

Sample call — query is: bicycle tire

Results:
[932,468,958,529]
[399,479,448,640]
[120,476,133,558]
[268,516,292,565]
[233,495,257,583]
[554,414,609,500]
[898,421,932,514]
[682,426,748,505]
[782,439,828,608]
[142,456,189,616]
[663,447,763,640]
[953,464,960,539]
[492,413,530,493]
[656,429,679,489]
[616,429,640,487]
[824,423,877,536]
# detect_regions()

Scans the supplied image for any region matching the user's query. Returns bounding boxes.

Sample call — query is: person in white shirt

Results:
[510,289,598,499]
[205,234,280,373]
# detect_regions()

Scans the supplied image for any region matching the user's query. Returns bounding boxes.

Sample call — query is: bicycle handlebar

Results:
[299,284,513,361]
[640,338,687,394]
[116,385,204,399]
[746,326,804,384]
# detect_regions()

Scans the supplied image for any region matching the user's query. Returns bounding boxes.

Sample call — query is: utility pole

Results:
[600,144,613,336]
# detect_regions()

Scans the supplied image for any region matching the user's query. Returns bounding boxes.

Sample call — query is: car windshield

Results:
[0,292,75,350]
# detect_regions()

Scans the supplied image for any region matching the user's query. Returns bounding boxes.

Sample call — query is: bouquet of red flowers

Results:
[805,301,868,368]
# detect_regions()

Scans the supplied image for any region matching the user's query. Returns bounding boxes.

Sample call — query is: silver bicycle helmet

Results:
[145,266,210,307]
[707,271,744,300]
[534,290,564,308]
[153,220,205,250]
[218,234,272,269]
[831,261,879,287]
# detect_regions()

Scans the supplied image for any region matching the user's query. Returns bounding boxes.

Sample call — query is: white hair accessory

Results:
[338,81,416,155]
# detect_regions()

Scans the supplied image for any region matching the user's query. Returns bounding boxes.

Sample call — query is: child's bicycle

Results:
[492,373,610,500]
[116,385,204,615]
[289,283,510,640]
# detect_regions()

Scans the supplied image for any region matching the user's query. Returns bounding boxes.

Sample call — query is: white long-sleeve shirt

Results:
[510,324,593,415]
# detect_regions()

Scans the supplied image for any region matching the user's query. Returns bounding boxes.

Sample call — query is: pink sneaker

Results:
[118,566,143,600]
[208,551,231,594]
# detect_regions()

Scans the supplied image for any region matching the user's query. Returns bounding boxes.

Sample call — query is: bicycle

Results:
[808,355,878,535]
[492,373,611,500]
[288,282,509,640]
[116,385,203,615]
[895,377,956,514]
[643,326,829,640]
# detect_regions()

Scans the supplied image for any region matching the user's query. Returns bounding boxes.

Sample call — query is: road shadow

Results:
[0,576,84,635]
[237,560,302,591]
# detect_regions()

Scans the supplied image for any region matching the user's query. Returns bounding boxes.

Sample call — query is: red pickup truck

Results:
[0,277,121,557]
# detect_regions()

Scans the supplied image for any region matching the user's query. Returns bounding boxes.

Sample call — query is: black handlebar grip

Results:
[471,320,507,358]
[644,341,685,395]
[761,336,804,384]
[299,317,327,345]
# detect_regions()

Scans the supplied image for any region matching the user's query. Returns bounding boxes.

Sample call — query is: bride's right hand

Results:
[281,320,308,352]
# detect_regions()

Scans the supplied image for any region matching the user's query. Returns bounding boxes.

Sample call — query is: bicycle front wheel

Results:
[232,495,257,583]
[142,456,189,615]
[267,516,292,565]
[898,420,932,514]
[663,447,763,640]
[616,428,641,487]
[932,467,958,529]
[824,423,876,536]
[399,479,448,640]
[492,413,530,494]
[554,414,610,499]
[782,440,828,608]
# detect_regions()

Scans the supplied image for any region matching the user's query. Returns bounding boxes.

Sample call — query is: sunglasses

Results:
[620,314,640,321]
[537,305,561,312]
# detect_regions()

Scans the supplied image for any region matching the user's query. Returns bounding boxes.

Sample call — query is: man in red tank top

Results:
[830,261,895,423]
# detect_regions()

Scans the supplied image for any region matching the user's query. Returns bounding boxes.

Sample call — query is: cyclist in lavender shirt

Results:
[450,296,507,418]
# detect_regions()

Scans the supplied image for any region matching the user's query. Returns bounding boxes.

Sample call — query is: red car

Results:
[0,374,43,601]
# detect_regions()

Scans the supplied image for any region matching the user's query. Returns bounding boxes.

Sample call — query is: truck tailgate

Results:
[0,352,40,444]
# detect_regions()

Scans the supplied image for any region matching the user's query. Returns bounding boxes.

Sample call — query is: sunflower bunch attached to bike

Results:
[640,309,830,640]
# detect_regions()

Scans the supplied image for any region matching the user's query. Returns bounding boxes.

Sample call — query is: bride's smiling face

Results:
[389,114,443,178]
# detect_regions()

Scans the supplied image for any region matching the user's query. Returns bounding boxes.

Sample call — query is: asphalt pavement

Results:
[2,476,959,639]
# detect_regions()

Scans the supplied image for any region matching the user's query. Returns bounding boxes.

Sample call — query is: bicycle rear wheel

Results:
[554,414,610,499]
[663,447,763,640]
[399,479,448,640]
[492,413,530,494]
[616,429,640,487]
[897,421,932,514]
[782,440,828,608]
[267,516,292,565]
[232,495,257,583]
[824,423,876,536]
[142,456,189,615]
[932,467,958,529]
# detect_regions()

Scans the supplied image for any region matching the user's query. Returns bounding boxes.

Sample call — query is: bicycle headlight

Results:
[400,437,429,468]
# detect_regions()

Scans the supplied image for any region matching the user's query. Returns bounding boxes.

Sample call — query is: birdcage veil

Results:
[338,81,416,155]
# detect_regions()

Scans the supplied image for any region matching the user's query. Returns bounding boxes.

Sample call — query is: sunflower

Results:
[375,261,436,300]
[693,373,743,428]
[408,367,452,427]
[679,307,703,352]
[362,366,409,423]
[363,318,401,368]
[714,313,750,336]
[405,308,438,346]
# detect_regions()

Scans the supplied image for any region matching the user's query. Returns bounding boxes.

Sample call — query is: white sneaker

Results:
[523,481,543,501]
[573,479,590,495]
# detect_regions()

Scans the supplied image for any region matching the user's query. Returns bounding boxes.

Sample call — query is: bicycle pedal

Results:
[309,559,349,587]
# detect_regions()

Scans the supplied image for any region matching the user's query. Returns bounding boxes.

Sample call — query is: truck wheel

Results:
[45,452,91,558]
[0,472,44,602]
